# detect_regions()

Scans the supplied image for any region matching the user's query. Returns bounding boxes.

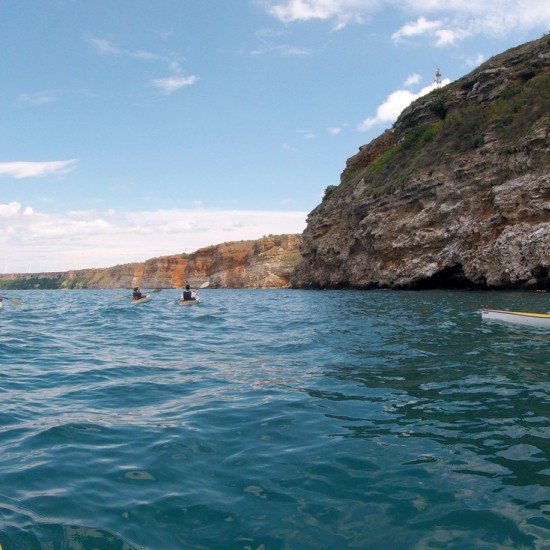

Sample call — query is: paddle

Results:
[152,288,163,293]
[8,298,21,305]
[114,295,125,301]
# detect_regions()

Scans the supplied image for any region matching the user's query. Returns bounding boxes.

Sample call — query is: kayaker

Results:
[132,287,144,301]
[181,284,197,301]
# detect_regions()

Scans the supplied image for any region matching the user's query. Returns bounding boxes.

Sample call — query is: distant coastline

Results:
[0,234,302,290]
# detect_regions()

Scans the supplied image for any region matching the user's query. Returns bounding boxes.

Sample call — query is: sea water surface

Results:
[0,289,549,549]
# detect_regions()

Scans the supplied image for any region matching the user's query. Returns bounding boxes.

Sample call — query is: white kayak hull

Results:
[178,296,200,306]
[481,309,550,329]
[131,294,151,305]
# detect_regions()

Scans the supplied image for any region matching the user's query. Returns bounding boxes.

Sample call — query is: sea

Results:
[0,289,549,550]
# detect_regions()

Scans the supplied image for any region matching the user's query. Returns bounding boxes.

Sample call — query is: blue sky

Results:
[1,0,549,272]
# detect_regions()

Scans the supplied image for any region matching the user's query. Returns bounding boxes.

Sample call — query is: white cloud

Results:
[0,204,307,272]
[0,202,21,217]
[150,75,199,94]
[402,0,550,36]
[358,78,452,131]
[85,35,121,55]
[392,16,443,42]
[0,160,78,179]
[433,28,457,46]
[86,34,197,94]
[266,0,376,29]
[465,52,486,67]
[16,89,94,107]
[251,43,311,56]
[297,129,317,139]
[404,73,422,86]
[17,90,58,106]
[264,1,550,42]
[251,27,311,56]
[392,17,469,46]
[327,126,343,135]
[393,1,550,45]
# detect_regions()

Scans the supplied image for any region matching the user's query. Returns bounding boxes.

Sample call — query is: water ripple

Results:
[0,289,549,549]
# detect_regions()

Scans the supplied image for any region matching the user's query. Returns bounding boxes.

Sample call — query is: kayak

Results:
[177,295,200,306]
[481,308,550,329]
[131,294,151,305]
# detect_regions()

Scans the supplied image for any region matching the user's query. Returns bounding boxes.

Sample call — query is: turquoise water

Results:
[0,289,549,549]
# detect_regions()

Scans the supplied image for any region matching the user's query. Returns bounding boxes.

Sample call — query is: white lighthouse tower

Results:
[434,66,442,88]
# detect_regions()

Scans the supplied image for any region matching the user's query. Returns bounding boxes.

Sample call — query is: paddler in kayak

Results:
[181,284,197,301]
[132,287,145,301]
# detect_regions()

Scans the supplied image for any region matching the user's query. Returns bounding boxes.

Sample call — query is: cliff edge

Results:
[292,36,550,290]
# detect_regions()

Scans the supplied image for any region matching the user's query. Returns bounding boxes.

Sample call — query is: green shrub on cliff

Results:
[322,185,339,201]
[362,122,442,195]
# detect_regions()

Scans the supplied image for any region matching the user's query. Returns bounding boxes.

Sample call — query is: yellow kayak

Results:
[481,309,550,329]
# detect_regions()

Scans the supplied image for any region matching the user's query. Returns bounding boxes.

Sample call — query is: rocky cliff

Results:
[291,36,550,290]
[0,234,302,289]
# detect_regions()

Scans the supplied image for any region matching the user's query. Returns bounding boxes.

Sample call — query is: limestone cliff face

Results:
[183,234,302,288]
[64,255,188,289]
[292,36,550,290]
[0,234,301,289]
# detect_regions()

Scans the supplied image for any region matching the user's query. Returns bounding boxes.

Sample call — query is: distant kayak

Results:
[481,308,550,329]
[177,295,200,306]
[131,294,151,305]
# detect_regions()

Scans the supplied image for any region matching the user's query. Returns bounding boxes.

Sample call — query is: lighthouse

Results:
[434,66,442,88]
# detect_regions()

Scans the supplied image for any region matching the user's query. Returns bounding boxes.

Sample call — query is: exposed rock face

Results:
[0,234,302,289]
[292,36,550,290]
[183,234,302,289]
[66,255,188,289]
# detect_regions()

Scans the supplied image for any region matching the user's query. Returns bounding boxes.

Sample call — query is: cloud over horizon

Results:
[0,203,307,273]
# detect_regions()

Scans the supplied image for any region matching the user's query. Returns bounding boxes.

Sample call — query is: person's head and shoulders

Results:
[132,287,142,300]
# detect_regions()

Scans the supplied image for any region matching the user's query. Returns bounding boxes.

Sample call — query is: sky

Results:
[1,1,549,272]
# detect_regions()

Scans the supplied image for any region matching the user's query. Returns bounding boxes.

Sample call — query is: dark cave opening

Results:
[531,265,550,290]
[406,264,487,290]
